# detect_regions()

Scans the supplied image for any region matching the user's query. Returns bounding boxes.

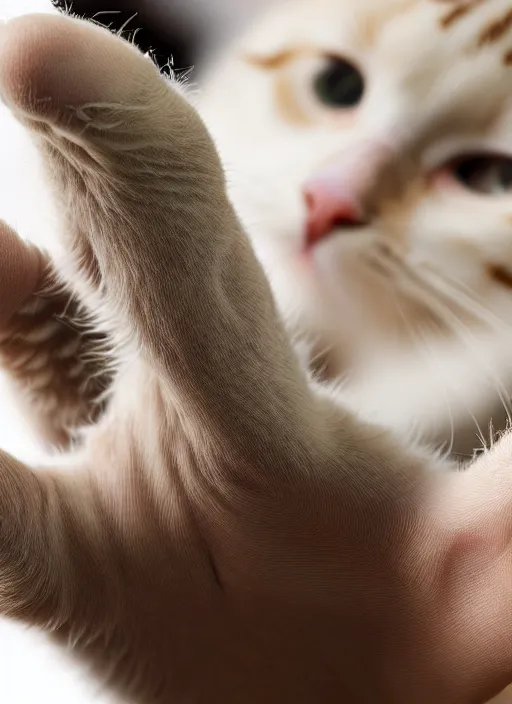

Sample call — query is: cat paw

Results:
[0,220,42,328]
[0,13,161,124]
[0,12,219,184]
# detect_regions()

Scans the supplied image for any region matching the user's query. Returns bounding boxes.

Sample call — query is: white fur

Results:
[200,0,512,455]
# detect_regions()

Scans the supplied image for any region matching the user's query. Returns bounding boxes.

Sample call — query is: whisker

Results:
[359,253,458,453]
[367,246,509,337]
[367,249,512,432]
[116,12,139,39]
[393,294,457,458]
[413,273,512,431]
[420,264,512,336]
[417,326,457,459]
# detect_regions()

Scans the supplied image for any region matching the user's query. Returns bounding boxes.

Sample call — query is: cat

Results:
[3,0,512,462]
[198,0,512,459]
[0,4,512,704]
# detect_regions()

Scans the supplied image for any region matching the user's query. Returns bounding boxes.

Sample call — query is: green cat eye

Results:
[313,57,365,109]
[454,155,512,195]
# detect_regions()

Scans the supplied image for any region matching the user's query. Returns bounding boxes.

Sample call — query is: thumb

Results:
[0,220,43,328]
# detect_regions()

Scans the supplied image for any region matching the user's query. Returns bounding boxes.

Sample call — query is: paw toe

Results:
[0,13,156,121]
[0,221,42,328]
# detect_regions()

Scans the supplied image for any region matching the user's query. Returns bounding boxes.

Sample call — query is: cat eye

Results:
[313,57,365,109]
[453,155,512,195]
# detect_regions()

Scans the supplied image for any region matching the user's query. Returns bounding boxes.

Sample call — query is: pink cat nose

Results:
[303,184,365,248]
[302,141,397,249]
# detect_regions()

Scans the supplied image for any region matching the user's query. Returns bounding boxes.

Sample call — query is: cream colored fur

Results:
[199,0,512,458]
[0,5,511,704]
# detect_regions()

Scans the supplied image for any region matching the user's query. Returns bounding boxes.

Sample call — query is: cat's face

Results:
[201,0,512,394]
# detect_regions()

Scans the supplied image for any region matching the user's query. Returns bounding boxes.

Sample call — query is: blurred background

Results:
[53,0,280,70]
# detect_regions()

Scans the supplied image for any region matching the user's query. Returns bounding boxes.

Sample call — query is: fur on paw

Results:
[0,13,160,124]
[0,221,42,328]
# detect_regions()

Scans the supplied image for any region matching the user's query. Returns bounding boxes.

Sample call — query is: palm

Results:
[0,13,510,704]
